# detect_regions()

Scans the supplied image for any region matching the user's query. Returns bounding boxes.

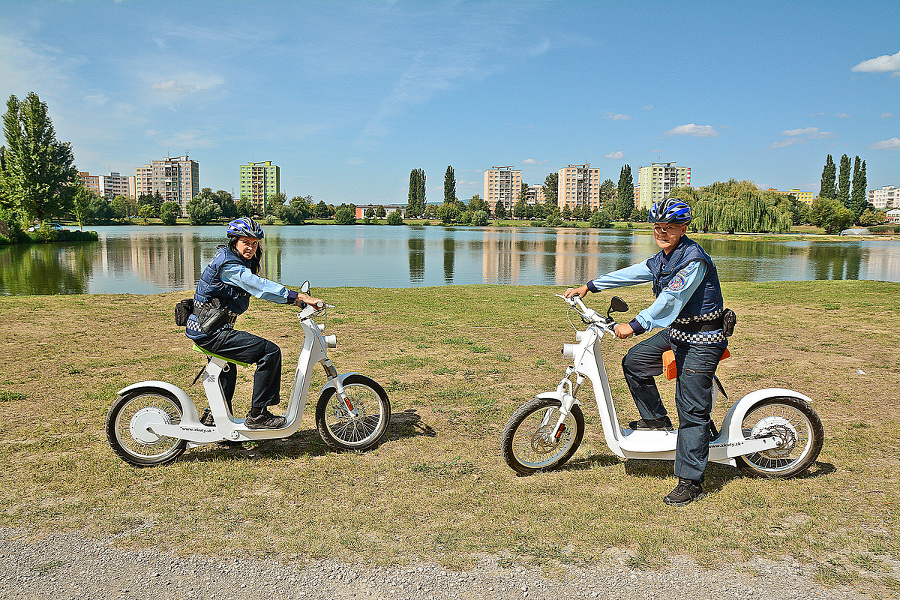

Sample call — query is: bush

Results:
[334,207,356,225]
[386,211,404,225]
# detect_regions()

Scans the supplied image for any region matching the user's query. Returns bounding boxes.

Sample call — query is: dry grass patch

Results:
[1,281,898,596]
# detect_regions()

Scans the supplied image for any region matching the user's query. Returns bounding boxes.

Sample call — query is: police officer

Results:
[186,217,322,429]
[565,198,727,505]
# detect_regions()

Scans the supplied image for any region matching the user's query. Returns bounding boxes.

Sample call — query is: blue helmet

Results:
[649,198,692,224]
[226,217,264,239]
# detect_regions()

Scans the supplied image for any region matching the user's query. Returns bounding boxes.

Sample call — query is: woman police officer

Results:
[185,217,322,429]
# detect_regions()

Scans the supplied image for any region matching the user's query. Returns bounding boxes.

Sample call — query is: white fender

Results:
[317,372,360,397]
[718,387,815,455]
[117,381,201,424]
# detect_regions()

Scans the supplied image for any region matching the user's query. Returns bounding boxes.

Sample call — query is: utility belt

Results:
[669,308,736,337]
[193,299,238,334]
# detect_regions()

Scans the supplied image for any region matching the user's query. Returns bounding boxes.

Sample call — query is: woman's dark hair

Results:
[228,238,262,275]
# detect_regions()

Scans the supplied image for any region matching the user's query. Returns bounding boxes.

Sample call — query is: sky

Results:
[1,0,897,206]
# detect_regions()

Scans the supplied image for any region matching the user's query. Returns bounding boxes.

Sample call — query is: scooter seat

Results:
[662,348,730,380]
[192,344,250,368]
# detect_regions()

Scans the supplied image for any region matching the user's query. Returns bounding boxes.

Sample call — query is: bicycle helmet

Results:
[226,217,264,239]
[649,198,692,224]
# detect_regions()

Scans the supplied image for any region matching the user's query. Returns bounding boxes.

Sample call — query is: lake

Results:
[2,224,900,296]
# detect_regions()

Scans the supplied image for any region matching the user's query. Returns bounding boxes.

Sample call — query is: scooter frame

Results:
[503,295,822,474]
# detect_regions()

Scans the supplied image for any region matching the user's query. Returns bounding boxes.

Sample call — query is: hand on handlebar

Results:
[564,285,589,299]
[295,293,325,309]
[613,322,635,339]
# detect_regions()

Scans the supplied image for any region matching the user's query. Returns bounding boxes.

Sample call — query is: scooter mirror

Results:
[300,280,311,294]
[609,296,628,313]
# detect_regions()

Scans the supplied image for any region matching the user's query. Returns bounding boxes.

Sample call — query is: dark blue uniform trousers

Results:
[197,328,282,415]
[621,328,726,482]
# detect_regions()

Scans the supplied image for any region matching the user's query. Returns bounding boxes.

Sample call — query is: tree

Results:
[600,179,617,214]
[819,154,836,200]
[236,198,252,218]
[560,205,572,221]
[468,194,489,214]
[1,92,79,226]
[334,206,355,225]
[849,156,867,221]
[71,185,94,230]
[313,200,330,219]
[493,200,506,219]
[513,197,528,219]
[471,210,488,226]
[809,196,854,234]
[437,202,460,224]
[186,195,221,225]
[407,168,426,217]
[386,210,403,225]
[266,192,286,216]
[616,165,635,221]
[444,166,456,204]
[543,173,558,207]
[836,154,851,208]
[160,201,180,225]
[278,195,313,224]
[590,208,612,228]
[376,204,386,218]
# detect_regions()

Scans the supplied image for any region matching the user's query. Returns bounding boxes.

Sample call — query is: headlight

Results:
[323,335,337,349]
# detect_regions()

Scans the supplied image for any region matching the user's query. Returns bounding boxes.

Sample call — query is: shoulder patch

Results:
[668,275,686,291]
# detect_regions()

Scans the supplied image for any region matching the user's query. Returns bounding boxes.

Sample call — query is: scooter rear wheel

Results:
[501,397,585,475]
[735,396,824,478]
[316,375,390,451]
[106,388,187,467]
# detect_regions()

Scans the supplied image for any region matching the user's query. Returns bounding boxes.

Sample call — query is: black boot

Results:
[663,478,705,506]
[628,415,674,431]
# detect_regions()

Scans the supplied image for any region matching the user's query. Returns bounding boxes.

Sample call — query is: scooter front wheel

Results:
[316,375,391,451]
[106,388,187,467]
[735,396,824,478]
[501,397,585,475]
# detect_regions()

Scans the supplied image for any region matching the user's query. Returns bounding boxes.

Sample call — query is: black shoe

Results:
[628,416,673,431]
[200,407,215,427]
[663,478,706,506]
[245,409,287,430]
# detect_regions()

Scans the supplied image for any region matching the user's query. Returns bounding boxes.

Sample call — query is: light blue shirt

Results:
[220,263,291,304]
[587,259,708,333]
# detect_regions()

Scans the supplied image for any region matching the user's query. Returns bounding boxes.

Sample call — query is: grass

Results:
[1,281,899,596]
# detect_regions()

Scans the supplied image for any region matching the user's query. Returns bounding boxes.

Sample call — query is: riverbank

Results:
[1,282,898,597]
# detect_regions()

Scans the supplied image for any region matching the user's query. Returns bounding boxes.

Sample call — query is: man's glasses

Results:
[653,225,681,234]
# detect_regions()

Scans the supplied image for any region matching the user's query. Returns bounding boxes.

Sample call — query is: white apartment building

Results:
[557,164,601,211]
[526,185,546,206]
[484,166,522,214]
[869,186,898,210]
[638,162,691,209]
[134,155,200,215]
[99,172,133,199]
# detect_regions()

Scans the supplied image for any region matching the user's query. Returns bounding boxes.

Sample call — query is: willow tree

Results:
[1,92,79,225]
[681,182,793,234]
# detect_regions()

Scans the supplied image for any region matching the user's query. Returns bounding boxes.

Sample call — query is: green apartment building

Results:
[239,161,281,214]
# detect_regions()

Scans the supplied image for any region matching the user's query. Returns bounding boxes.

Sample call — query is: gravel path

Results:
[0,529,869,600]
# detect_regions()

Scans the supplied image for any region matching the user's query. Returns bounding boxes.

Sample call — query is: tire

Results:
[500,396,585,475]
[105,388,187,467]
[735,396,824,478]
[316,375,390,451]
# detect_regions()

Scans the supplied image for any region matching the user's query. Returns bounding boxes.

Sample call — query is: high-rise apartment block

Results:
[134,155,199,215]
[484,166,522,214]
[99,172,133,199]
[869,185,898,210]
[79,172,100,195]
[637,162,691,209]
[239,161,281,214]
[526,185,546,206]
[557,164,601,211]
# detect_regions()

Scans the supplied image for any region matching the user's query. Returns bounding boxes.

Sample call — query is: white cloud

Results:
[783,127,819,136]
[605,151,624,159]
[522,158,537,165]
[665,123,718,137]
[851,50,900,76]
[641,105,653,111]
[869,137,900,150]
[606,113,631,121]
[835,113,851,119]
[881,112,894,118]
[149,72,224,95]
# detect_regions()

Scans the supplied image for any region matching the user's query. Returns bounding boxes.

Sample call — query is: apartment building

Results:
[869,185,898,210]
[526,185,546,206]
[637,162,691,209]
[79,172,100,195]
[484,166,522,214]
[134,155,200,214]
[768,188,815,206]
[99,172,133,199]
[239,161,281,214]
[557,164,601,211]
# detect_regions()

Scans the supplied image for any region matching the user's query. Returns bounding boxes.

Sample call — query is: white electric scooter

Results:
[106,282,391,467]
[501,294,823,478]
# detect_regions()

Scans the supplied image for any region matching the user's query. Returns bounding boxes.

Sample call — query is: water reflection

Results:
[1,225,898,296]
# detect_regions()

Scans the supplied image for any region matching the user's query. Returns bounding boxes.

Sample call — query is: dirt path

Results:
[1,529,868,600]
